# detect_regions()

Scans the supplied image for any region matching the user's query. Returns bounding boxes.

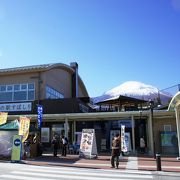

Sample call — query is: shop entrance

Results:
[135,119,147,153]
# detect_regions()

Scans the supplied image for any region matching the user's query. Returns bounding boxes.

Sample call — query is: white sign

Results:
[41,128,50,143]
[121,125,127,152]
[0,103,32,112]
[79,129,97,159]
[124,132,132,152]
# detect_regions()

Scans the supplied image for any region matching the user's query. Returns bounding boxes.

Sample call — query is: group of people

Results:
[51,134,68,157]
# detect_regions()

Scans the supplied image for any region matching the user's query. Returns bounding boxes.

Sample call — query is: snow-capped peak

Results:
[93,81,172,107]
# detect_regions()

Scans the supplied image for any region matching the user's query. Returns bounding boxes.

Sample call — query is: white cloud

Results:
[172,0,180,11]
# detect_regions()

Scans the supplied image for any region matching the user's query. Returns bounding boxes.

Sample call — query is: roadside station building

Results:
[0,62,179,157]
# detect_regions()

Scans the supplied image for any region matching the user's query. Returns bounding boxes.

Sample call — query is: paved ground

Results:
[20,153,180,173]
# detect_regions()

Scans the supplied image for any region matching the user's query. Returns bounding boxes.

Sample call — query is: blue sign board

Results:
[37,105,43,129]
[14,139,21,146]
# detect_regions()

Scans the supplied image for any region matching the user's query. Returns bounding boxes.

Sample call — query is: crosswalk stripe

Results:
[0,174,136,180]
[1,173,136,180]
[12,168,153,179]
[0,166,153,180]
[126,157,138,170]
[23,165,153,175]
[1,174,56,180]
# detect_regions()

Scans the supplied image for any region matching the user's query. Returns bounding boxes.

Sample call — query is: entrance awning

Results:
[168,92,180,111]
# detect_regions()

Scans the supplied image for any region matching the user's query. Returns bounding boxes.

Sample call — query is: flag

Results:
[0,112,8,125]
[37,105,43,129]
[18,116,30,142]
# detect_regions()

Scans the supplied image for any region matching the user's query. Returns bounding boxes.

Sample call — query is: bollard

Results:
[156,153,161,171]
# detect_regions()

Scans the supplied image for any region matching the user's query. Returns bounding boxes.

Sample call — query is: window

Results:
[0,85,6,92]
[14,84,20,91]
[7,85,13,91]
[164,125,171,132]
[28,83,34,90]
[0,83,35,102]
[46,85,64,99]
[21,84,27,90]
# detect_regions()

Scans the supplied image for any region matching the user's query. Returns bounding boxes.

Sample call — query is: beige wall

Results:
[43,68,72,98]
[0,66,89,101]
[153,117,177,153]
[0,72,41,100]
[42,67,88,98]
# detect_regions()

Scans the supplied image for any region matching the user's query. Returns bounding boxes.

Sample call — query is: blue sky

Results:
[0,0,180,97]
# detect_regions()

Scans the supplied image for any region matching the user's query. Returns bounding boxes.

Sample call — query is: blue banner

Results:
[37,105,43,129]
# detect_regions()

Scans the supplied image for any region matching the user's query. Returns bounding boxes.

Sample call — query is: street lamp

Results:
[149,100,156,159]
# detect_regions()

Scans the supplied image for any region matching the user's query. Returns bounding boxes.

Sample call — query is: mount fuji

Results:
[93,81,172,107]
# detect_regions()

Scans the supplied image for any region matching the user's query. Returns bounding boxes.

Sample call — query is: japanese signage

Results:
[121,125,128,152]
[0,112,8,125]
[79,129,97,158]
[37,105,43,129]
[0,103,32,112]
[124,132,132,152]
[18,116,30,142]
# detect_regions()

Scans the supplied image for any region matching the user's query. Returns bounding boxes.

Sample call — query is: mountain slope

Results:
[93,81,172,107]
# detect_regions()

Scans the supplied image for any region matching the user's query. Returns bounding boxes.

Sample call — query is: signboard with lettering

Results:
[121,125,127,152]
[0,103,32,112]
[37,105,43,129]
[0,112,8,125]
[18,116,30,142]
[79,129,97,159]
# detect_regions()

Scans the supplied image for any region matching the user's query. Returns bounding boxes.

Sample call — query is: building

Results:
[0,63,179,157]
[0,62,91,114]
[0,62,93,151]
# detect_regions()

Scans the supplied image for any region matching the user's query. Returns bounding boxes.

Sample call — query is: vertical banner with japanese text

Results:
[0,112,8,125]
[18,116,30,142]
[121,125,127,152]
[37,105,43,129]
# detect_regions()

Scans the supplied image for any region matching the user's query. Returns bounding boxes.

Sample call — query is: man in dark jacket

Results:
[52,134,59,157]
[61,136,68,156]
[111,133,121,169]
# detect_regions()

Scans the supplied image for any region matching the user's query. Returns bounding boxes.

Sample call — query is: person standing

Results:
[140,137,145,153]
[52,134,59,157]
[61,136,68,156]
[111,133,121,169]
